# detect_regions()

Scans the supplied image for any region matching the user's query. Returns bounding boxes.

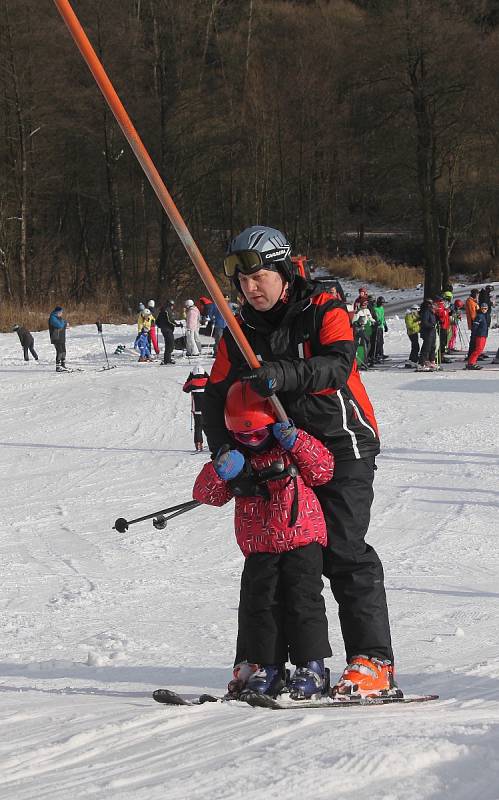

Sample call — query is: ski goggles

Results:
[233,426,272,448]
[223,246,291,278]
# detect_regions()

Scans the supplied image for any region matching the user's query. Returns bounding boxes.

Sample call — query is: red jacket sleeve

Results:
[289,430,334,487]
[193,462,233,507]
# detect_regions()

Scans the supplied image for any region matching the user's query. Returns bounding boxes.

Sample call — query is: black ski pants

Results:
[23,343,38,361]
[314,457,394,663]
[161,328,175,363]
[235,543,332,666]
[419,328,436,365]
[407,332,420,363]
[53,340,66,365]
[193,414,204,446]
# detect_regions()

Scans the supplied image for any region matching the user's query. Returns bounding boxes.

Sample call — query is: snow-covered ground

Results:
[1,314,499,800]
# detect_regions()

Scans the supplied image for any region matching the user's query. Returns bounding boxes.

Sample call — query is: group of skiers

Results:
[352,289,389,368]
[403,285,497,371]
[133,294,237,363]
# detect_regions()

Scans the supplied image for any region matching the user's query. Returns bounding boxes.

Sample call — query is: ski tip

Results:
[152,689,191,706]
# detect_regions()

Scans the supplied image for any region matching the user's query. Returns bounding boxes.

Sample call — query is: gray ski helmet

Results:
[226,226,294,282]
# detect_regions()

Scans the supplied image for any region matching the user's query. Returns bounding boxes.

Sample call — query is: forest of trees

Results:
[2,0,499,306]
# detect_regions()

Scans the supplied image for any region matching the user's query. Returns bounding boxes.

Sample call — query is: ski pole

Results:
[113,499,201,534]
[53,0,287,423]
[96,321,111,369]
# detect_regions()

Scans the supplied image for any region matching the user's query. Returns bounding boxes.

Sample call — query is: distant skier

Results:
[352,300,374,369]
[370,297,388,364]
[183,365,209,451]
[404,305,420,367]
[417,298,437,371]
[48,306,68,372]
[155,300,177,365]
[447,298,464,353]
[12,324,38,362]
[184,299,202,356]
[466,302,489,370]
[136,328,152,362]
[465,289,479,331]
[147,300,160,355]
[208,298,229,357]
[353,286,369,311]
[193,381,334,699]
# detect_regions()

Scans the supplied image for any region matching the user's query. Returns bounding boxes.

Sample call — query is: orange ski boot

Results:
[331,655,402,699]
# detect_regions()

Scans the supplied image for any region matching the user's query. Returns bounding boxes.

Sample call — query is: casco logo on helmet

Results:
[264,247,290,261]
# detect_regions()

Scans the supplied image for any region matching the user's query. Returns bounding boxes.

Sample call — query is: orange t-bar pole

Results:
[53,0,287,420]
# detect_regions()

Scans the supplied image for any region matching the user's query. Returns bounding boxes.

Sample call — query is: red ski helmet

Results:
[454,299,464,309]
[224,380,277,433]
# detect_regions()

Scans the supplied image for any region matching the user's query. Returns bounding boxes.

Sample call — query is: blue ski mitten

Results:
[213,446,245,481]
[272,420,298,450]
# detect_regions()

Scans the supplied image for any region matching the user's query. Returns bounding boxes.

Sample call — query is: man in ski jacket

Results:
[433,296,451,361]
[155,301,177,364]
[48,306,68,372]
[13,324,38,362]
[203,225,396,699]
[417,299,437,371]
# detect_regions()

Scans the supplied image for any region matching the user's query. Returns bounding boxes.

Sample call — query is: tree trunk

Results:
[103,118,127,304]
[408,47,441,297]
[5,0,28,303]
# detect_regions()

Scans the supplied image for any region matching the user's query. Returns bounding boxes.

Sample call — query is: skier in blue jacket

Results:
[208,296,231,357]
[48,306,68,372]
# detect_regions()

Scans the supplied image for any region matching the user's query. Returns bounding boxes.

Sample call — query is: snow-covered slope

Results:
[1,320,498,800]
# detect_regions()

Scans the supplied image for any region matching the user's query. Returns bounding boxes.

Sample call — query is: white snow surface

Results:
[1,316,499,800]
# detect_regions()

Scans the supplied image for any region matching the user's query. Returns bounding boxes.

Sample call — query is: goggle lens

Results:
[223,251,264,278]
[233,427,272,447]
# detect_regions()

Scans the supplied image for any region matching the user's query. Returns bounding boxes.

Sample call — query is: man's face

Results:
[238,268,287,311]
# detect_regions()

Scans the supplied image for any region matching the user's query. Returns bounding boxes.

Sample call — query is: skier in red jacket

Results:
[203,226,396,700]
[193,380,334,699]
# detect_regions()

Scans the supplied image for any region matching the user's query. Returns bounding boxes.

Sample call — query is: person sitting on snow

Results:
[193,380,334,701]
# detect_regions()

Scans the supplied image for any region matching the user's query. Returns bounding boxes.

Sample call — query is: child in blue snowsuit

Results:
[137,329,152,362]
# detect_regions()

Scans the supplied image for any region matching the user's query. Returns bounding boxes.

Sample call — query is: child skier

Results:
[136,328,152,362]
[182,365,209,451]
[193,380,334,700]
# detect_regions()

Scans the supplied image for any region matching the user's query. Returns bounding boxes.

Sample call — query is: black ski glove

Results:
[240,361,286,397]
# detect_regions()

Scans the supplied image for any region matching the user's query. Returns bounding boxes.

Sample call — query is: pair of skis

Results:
[152,687,439,711]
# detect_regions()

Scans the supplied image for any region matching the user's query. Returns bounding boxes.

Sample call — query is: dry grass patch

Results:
[0,299,131,333]
[319,255,424,289]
